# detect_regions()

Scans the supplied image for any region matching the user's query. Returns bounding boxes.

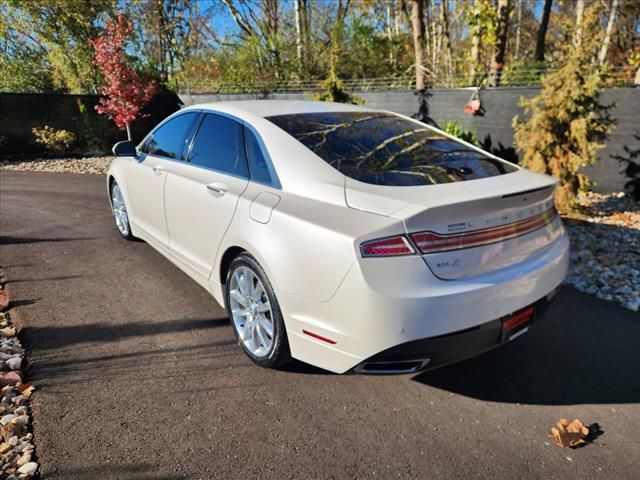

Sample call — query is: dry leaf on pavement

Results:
[549,418,590,448]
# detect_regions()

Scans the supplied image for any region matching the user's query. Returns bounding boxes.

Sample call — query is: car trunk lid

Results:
[346,170,564,279]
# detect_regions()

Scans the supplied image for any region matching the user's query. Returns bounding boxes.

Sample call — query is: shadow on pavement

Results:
[0,235,100,245]
[413,287,640,405]
[45,463,188,480]
[7,298,40,308]
[23,316,230,350]
[8,274,87,283]
[34,341,243,390]
[279,359,332,375]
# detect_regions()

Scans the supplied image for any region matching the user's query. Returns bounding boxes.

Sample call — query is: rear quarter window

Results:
[266,112,517,186]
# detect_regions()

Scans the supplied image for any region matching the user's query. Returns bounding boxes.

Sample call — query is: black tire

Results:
[225,253,291,369]
[110,181,135,241]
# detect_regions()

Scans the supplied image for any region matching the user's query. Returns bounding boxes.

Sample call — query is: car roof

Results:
[185,100,378,119]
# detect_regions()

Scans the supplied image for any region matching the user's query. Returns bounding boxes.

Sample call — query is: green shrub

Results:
[32,126,76,155]
[441,121,479,146]
[77,99,109,152]
[513,6,615,211]
[313,72,364,105]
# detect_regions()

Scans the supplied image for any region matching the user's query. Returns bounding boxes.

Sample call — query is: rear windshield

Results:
[266,112,516,186]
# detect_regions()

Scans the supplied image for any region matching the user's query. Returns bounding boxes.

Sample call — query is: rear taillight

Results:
[360,235,415,257]
[410,207,557,254]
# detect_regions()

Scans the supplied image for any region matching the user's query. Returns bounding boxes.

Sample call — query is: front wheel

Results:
[225,253,291,369]
[110,181,135,240]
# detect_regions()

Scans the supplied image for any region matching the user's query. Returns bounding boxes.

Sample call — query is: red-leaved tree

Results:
[91,15,156,140]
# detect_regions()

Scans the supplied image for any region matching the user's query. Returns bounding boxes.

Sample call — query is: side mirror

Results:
[112,140,137,157]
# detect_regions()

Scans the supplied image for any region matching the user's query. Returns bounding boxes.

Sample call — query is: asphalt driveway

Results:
[1,170,639,479]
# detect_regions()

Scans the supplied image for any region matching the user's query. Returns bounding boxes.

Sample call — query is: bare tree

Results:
[469,0,481,85]
[440,0,454,85]
[514,0,522,61]
[574,0,585,48]
[535,0,553,62]
[598,0,620,65]
[409,0,427,90]
[489,0,511,87]
[220,0,282,73]
[294,0,307,71]
[263,0,280,75]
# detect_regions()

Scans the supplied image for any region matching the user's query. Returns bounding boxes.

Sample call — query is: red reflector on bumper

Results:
[302,329,337,345]
[503,306,535,331]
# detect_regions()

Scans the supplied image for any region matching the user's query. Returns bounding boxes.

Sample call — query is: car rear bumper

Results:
[352,288,557,374]
[280,231,569,374]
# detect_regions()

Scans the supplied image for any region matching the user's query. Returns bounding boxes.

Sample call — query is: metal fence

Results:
[178,66,636,95]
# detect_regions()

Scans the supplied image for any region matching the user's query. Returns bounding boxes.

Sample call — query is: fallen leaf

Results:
[549,418,590,448]
[0,289,8,311]
[16,384,34,397]
[0,441,11,454]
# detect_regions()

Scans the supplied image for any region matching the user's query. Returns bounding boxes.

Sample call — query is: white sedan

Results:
[107,100,569,374]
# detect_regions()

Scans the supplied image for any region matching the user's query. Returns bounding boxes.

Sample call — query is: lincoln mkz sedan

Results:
[107,100,569,374]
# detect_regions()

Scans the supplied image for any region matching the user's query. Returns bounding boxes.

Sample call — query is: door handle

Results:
[206,183,228,196]
[152,165,165,175]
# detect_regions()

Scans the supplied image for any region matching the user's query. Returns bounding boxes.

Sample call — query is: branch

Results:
[355,128,429,168]
[220,0,255,38]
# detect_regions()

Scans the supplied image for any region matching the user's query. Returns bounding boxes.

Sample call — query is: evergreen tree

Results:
[513,6,615,211]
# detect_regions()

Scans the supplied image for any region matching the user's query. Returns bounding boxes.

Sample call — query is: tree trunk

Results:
[635,65,640,86]
[427,0,436,70]
[489,0,511,87]
[156,0,168,79]
[294,0,303,62]
[263,0,280,73]
[125,123,132,141]
[514,0,522,61]
[534,0,553,62]
[598,0,620,66]
[469,0,481,86]
[574,0,585,48]
[410,0,427,91]
[294,0,304,69]
[386,2,394,66]
[440,0,453,86]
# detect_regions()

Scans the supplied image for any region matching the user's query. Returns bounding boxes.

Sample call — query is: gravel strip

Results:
[0,271,38,479]
[0,156,112,175]
[2,158,638,311]
[564,192,640,312]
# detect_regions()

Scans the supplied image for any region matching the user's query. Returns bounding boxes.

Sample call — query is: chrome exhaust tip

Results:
[353,358,431,375]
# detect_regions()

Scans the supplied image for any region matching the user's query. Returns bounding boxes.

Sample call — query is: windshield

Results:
[266,112,517,186]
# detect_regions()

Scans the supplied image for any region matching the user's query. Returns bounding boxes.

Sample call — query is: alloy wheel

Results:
[111,183,130,236]
[228,266,274,358]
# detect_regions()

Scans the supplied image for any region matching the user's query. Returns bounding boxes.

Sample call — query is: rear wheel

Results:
[110,181,135,240]
[225,253,291,368]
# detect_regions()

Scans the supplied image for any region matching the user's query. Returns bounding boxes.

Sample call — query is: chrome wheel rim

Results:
[229,266,274,358]
[111,184,130,236]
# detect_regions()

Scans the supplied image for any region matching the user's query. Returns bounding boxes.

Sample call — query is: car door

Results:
[126,111,200,245]
[163,113,250,279]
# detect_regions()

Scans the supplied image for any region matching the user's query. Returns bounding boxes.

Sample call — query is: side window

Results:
[147,112,198,160]
[244,127,273,185]
[188,114,249,177]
